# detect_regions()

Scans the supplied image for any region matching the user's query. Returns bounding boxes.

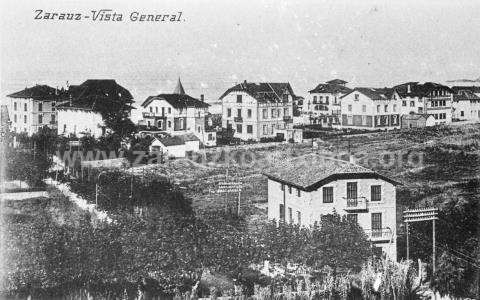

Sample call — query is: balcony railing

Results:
[234,116,243,122]
[283,116,293,123]
[343,197,368,211]
[365,228,393,242]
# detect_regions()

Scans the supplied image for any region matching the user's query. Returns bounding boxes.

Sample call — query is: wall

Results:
[7,98,57,135]
[57,108,104,138]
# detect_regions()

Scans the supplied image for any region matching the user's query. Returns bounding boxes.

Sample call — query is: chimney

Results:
[200,94,204,102]
[407,84,411,94]
[349,154,355,164]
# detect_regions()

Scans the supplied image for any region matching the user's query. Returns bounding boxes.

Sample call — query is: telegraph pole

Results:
[406,222,410,261]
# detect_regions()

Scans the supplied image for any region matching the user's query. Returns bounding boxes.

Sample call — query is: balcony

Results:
[143,112,154,118]
[283,116,293,123]
[365,228,393,242]
[234,116,243,122]
[343,197,368,212]
[49,120,58,125]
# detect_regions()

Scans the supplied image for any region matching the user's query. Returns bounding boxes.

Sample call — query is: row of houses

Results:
[4,78,480,146]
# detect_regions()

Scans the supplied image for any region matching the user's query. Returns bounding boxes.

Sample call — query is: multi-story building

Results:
[140,78,210,140]
[340,87,401,130]
[393,82,453,125]
[220,81,295,141]
[6,85,61,135]
[304,79,351,115]
[451,89,480,122]
[264,154,400,260]
[57,79,134,138]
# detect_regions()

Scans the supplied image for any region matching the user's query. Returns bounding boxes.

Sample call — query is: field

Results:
[128,124,480,223]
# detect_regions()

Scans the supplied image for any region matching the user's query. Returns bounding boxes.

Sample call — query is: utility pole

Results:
[406,222,410,261]
[433,218,436,277]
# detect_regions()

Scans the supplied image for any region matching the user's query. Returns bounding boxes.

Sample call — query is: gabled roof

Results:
[7,85,64,101]
[263,154,401,191]
[451,86,480,94]
[309,83,352,94]
[453,90,480,101]
[219,81,296,103]
[326,79,348,85]
[141,93,209,109]
[342,87,395,100]
[393,82,452,98]
[153,135,185,147]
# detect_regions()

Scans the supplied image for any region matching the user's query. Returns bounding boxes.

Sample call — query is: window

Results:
[236,124,242,133]
[227,108,231,117]
[51,114,55,123]
[348,104,352,112]
[168,107,171,114]
[322,186,333,203]
[402,100,407,107]
[347,182,357,199]
[297,189,301,197]
[347,115,353,125]
[237,94,242,103]
[263,124,268,135]
[281,183,285,191]
[14,102,17,111]
[362,105,366,112]
[410,101,415,107]
[271,109,276,118]
[393,104,397,112]
[14,114,17,122]
[155,107,158,113]
[25,103,28,111]
[460,111,464,117]
[384,105,388,113]
[297,211,301,225]
[247,109,252,118]
[263,109,268,119]
[354,94,359,100]
[371,185,381,201]
[288,207,293,223]
[376,105,380,113]
[347,214,358,224]
[288,186,292,194]
[63,124,66,133]
[162,107,165,115]
[24,115,27,123]
[147,121,151,127]
[313,96,317,103]
[237,109,242,117]
[149,107,153,112]
[52,102,55,111]
[168,121,172,128]
[247,125,253,133]
[284,108,289,117]
[283,94,288,102]
[279,204,285,221]
[371,213,382,236]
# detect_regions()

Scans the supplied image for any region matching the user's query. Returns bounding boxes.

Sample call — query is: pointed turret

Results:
[173,77,185,95]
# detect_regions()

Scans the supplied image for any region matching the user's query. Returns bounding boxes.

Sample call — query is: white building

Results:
[340,88,401,130]
[57,106,105,138]
[393,82,453,125]
[140,78,210,142]
[5,85,60,135]
[304,79,352,127]
[451,89,480,122]
[149,135,186,158]
[220,81,295,141]
[264,154,400,260]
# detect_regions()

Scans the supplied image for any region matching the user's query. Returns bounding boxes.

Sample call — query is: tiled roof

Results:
[7,85,65,101]
[326,79,348,85]
[453,90,480,101]
[219,81,296,103]
[309,83,352,94]
[451,86,480,94]
[263,154,400,190]
[343,87,394,100]
[393,82,452,98]
[155,135,185,147]
[141,93,209,109]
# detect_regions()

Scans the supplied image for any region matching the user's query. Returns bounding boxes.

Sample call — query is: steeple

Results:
[173,77,185,95]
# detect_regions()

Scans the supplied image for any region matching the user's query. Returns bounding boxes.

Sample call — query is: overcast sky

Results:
[2,0,479,105]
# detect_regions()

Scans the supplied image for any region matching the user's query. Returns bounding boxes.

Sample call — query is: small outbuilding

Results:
[401,113,435,129]
[149,135,186,158]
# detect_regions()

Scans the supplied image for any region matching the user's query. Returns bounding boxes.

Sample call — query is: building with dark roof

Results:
[140,78,210,143]
[264,154,400,260]
[392,82,453,125]
[451,89,480,121]
[304,79,352,128]
[220,80,295,141]
[339,87,401,130]
[6,85,64,135]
